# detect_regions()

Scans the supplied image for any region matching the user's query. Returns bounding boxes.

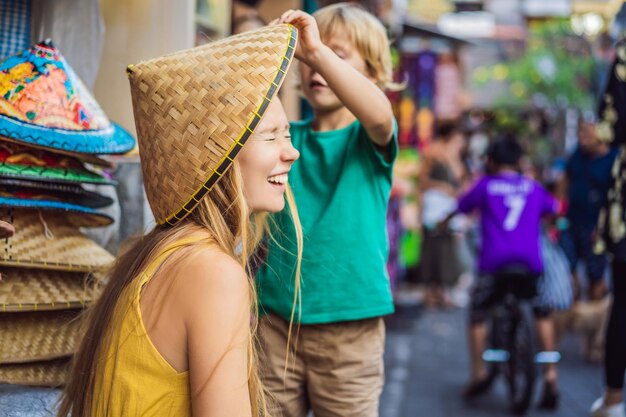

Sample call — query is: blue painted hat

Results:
[0,196,112,228]
[0,40,135,155]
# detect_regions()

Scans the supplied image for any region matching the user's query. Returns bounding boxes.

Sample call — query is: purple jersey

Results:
[458,173,557,274]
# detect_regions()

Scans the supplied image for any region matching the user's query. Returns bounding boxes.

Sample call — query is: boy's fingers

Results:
[0,221,14,239]
[279,9,295,23]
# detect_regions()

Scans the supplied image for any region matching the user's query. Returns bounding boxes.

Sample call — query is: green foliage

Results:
[474,19,596,112]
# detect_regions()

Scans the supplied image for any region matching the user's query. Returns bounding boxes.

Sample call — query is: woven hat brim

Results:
[0,310,83,364]
[0,358,69,387]
[0,179,114,208]
[0,267,95,312]
[0,162,114,185]
[0,197,113,227]
[0,209,114,271]
[0,117,135,155]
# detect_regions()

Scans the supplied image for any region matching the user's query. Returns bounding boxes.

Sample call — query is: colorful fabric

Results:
[0,141,111,184]
[457,173,557,274]
[0,0,30,60]
[0,41,135,154]
[540,233,574,311]
[596,38,626,260]
[257,119,398,324]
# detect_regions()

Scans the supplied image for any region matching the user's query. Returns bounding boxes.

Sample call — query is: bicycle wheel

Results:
[505,303,537,415]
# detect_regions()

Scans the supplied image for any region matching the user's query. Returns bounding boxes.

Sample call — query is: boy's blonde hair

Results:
[314,3,394,90]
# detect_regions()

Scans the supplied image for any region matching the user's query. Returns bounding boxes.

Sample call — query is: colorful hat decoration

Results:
[0,40,135,155]
[127,24,297,225]
[0,179,114,208]
[0,141,114,185]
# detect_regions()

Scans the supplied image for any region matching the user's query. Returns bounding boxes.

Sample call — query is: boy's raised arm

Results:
[277,10,394,147]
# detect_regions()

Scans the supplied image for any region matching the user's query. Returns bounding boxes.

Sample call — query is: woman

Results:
[419,121,468,308]
[57,25,301,417]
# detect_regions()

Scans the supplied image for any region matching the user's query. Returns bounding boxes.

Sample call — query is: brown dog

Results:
[552,297,611,363]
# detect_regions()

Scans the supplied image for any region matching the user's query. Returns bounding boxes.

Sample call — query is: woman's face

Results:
[238,97,300,213]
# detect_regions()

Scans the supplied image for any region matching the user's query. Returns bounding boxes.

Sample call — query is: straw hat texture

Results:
[0,209,114,271]
[127,24,297,225]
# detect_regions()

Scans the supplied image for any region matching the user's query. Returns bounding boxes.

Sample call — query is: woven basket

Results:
[127,24,297,225]
[0,209,114,271]
[0,267,97,312]
[0,310,83,364]
[0,357,70,387]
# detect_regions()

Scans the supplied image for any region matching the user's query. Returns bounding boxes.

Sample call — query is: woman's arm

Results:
[179,251,253,417]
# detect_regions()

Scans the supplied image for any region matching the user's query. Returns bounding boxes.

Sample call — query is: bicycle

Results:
[479,267,561,415]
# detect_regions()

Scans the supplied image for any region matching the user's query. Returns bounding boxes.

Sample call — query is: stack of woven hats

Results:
[0,40,135,386]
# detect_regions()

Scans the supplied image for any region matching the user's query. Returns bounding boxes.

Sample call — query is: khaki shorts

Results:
[257,313,385,417]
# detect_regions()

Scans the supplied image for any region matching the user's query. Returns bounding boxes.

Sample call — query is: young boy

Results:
[256,5,397,417]
[444,137,560,409]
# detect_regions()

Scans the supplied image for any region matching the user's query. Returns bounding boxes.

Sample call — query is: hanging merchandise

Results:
[0,0,31,60]
[0,41,135,386]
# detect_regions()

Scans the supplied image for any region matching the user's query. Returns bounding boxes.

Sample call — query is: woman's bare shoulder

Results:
[169,244,250,324]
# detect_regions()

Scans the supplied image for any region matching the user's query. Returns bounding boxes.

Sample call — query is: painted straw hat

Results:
[0,40,135,155]
[0,196,113,227]
[0,178,113,208]
[0,209,114,271]
[0,141,114,185]
[127,24,297,225]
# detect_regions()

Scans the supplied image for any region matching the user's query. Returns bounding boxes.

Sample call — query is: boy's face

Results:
[299,28,373,111]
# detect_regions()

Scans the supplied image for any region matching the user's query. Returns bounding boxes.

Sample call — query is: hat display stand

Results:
[0,40,134,386]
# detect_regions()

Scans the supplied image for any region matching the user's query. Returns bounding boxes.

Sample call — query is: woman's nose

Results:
[282,141,300,162]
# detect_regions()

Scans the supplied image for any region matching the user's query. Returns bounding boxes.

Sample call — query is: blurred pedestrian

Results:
[590,37,626,417]
[419,121,468,308]
[558,115,618,301]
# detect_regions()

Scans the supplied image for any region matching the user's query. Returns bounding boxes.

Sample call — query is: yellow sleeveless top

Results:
[91,236,208,417]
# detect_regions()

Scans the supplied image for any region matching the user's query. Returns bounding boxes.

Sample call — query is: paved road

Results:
[381,305,603,417]
[0,306,605,417]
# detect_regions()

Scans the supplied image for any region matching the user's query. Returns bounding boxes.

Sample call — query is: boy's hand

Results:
[274,10,323,66]
[0,221,14,239]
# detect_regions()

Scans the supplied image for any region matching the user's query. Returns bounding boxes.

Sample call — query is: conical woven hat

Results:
[127,24,297,225]
[0,209,114,271]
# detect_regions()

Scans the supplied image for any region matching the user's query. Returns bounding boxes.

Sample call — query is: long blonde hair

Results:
[56,162,302,417]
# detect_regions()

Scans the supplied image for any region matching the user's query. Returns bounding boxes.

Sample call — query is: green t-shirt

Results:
[256,119,398,324]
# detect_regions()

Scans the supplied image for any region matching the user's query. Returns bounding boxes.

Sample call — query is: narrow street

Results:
[381,305,603,417]
[0,304,604,417]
